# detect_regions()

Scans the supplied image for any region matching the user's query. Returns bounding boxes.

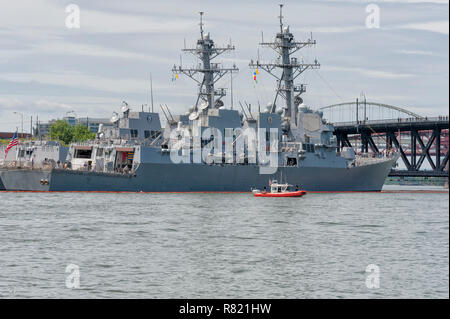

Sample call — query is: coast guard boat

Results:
[253,180,307,197]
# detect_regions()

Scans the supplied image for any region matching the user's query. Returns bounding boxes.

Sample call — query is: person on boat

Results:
[295,185,299,191]
[263,186,267,193]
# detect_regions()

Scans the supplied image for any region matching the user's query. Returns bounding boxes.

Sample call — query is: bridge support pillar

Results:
[386,133,393,151]
[435,128,441,169]
[411,130,417,169]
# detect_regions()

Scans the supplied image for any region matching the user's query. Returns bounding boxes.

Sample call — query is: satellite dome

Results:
[110,112,119,123]
[189,111,199,121]
[198,101,209,111]
[121,101,130,113]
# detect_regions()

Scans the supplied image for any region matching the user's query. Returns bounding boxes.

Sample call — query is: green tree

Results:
[49,120,74,145]
[73,123,96,142]
[49,121,96,144]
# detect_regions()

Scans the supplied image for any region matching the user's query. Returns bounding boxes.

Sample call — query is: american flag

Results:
[4,131,19,159]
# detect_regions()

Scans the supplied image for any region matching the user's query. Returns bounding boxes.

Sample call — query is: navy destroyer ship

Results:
[0,7,398,192]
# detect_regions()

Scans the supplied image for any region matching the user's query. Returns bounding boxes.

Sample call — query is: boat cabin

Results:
[269,180,296,193]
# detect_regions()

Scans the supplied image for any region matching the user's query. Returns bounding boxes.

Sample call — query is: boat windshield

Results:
[271,184,290,193]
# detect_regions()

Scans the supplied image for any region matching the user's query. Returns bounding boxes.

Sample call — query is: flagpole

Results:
[13,112,23,139]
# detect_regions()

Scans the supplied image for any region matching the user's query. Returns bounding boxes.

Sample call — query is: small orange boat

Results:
[252,180,306,198]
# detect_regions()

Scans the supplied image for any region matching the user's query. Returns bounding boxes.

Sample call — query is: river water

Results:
[0,185,448,298]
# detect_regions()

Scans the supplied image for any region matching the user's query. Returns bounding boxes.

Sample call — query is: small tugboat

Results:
[252,180,307,197]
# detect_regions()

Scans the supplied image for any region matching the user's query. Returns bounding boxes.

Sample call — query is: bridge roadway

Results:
[333,116,449,134]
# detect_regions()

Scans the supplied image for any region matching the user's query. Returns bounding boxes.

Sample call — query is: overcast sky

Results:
[0,0,448,132]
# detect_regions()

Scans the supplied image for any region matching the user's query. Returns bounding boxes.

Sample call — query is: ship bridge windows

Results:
[74,148,93,159]
[130,129,138,138]
[302,143,315,153]
[18,149,33,158]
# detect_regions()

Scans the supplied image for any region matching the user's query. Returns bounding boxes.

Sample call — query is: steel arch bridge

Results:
[319,101,423,123]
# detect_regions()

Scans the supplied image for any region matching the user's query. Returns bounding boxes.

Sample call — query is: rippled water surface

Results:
[0,185,448,298]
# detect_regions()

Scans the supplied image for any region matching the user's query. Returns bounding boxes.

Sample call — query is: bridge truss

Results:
[321,101,449,177]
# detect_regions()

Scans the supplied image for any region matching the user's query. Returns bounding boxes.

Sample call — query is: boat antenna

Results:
[199,11,204,38]
[230,69,234,110]
[165,104,175,122]
[150,73,154,113]
[279,4,284,33]
[239,101,249,120]
[244,101,254,120]
[159,104,170,123]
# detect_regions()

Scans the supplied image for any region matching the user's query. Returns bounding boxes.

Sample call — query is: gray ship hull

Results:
[0,157,396,192]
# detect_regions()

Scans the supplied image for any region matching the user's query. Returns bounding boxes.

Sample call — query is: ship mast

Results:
[172,12,238,112]
[249,4,320,125]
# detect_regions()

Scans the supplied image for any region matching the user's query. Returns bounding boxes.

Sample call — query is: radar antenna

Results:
[172,12,239,113]
[249,4,320,125]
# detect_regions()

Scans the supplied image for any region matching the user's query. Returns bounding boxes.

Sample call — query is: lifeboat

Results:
[252,180,306,198]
